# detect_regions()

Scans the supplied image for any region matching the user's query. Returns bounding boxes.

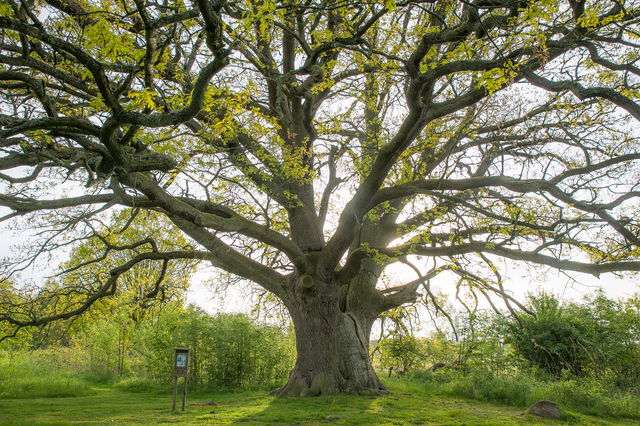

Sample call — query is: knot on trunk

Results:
[299,274,315,289]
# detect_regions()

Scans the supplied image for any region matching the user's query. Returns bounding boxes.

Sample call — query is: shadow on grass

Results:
[230,383,621,425]
[235,392,379,424]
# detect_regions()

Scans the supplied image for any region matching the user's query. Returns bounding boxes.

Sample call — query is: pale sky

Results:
[185,252,639,321]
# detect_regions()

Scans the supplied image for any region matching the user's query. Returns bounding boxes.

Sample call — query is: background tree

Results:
[0,208,195,348]
[1,0,640,396]
[504,291,640,382]
[504,292,588,376]
[58,209,196,323]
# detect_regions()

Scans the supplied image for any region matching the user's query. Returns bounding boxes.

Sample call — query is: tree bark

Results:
[275,276,386,396]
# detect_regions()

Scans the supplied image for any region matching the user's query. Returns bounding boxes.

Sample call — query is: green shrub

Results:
[131,307,295,389]
[503,292,640,383]
[65,304,295,390]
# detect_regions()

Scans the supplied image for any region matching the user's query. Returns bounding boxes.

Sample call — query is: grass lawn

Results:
[0,380,636,425]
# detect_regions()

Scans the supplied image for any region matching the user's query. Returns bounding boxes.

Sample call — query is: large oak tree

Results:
[1,0,640,395]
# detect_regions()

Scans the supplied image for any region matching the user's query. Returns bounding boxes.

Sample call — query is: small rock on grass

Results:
[526,400,562,420]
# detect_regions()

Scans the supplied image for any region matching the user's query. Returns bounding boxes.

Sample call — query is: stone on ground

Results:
[526,400,562,420]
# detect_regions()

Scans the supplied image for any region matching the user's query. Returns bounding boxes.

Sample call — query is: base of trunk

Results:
[274,312,387,396]
[273,369,387,397]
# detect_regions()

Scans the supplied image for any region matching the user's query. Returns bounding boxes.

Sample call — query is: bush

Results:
[503,292,640,384]
[63,303,296,390]
[131,307,295,389]
[503,293,587,376]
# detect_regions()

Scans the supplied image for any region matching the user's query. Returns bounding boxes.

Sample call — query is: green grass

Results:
[0,381,636,425]
[0,375,92,399]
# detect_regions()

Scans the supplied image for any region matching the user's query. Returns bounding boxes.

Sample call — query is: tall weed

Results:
[407,371,640,419]
[0,350,93,398]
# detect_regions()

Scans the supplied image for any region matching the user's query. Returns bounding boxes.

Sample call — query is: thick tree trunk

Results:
[275,282,386,396]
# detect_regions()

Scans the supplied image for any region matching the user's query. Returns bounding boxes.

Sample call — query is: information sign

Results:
[172,348,190,411]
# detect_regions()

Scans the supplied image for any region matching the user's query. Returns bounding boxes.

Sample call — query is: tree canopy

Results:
[1,0,640,395]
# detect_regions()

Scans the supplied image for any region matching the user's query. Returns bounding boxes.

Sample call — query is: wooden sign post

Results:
[172,348,190,411]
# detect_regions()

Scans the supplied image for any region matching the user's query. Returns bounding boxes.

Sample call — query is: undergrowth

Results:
[405,370,640,419]
[2,348,639,421]
[0,351,93,398]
